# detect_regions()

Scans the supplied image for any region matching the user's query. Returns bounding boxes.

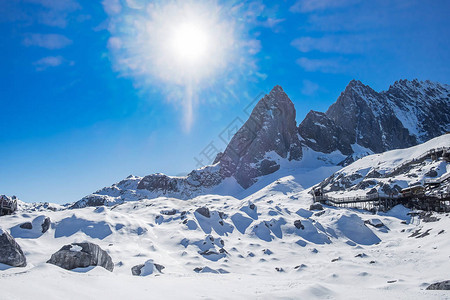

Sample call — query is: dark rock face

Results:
[294,220,304,230]
[47,242,114,272]
[0,229,27,267]
[299,79,450,162]
[426,280,450,290]
[20,222,33,230]
[310,203,324,211]
[216,85,302,188]
[195,207,210,218]
[41,217,51,233]
[71,194,117,209]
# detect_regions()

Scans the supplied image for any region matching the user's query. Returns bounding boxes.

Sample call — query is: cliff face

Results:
[216,85,302,188]
[299,79,450,164]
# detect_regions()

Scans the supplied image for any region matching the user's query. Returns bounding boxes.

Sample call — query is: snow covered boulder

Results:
[47,242,114,272]
[131,260,165,276]
[0,228,27,267]
[426,280,450,290]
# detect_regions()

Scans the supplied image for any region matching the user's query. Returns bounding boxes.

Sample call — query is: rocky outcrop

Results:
[215,85,302,188]
[0,229,27,267]
[426,280,450,290]
[41,217,51,233]
[47,242,114,271]
[299,79,450,163]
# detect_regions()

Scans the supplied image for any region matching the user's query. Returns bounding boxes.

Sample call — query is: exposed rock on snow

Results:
[309,203,323,211]
[131,260,165,276]
[426,280,450,290]
[216,85,302,188]
[47,242,114,272]
[41,217,51,233]
[19,222,33,229]
[0,229,27,267]
[317,134,450,198]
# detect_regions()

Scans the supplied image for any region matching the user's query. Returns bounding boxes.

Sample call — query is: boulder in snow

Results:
[47,242,114,272]
[0,229,27,267]
[426,280,450,290]
[309,203,323,211]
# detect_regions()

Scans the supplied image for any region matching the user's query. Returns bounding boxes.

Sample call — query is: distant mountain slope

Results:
[299,79,450,165]
[316,134,450,197]
[72,79,450,208]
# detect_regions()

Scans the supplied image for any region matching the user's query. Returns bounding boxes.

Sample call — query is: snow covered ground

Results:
[1,178,449,299]
[320,134,450,197]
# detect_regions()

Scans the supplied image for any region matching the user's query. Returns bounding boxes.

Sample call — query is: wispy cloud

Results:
[296,57,346,73]
[291,35,371,54]
[23,34,72,49]
[290,0,359,13]
[25,0,81,28]
[33,56,68,71]
[25,0,81,11]
[301,79,319,95]
[102,0,122,15]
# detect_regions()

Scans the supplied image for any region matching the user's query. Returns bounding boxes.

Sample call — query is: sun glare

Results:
[170,23,209,64]
[111,1,239,130]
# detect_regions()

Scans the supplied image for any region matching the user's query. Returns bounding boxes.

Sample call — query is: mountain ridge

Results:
[72,78,450,208]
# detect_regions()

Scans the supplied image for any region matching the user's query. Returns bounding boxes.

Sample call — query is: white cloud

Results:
[23,34,72,49]
[244,39,262,55]
[33,56,63,71]
[107,37,122,50]
[33,56,75,71]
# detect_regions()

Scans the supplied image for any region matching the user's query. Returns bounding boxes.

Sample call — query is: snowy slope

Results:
[1,184,450,299]
[318,134,450,197]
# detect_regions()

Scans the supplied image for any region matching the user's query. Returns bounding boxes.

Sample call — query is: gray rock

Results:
[310,203,324,211]
[216,85,302,188]
[0,229,27,267]
[298,79,450,164]
[41,217,51,233]
[19,222,33,230]
[426,280,450,290]
[294,220,304,230]
[195,207,210,218]
[47,242,114,272]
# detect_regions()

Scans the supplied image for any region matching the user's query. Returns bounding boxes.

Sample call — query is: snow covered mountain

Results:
[73,79,449,208]
[299,79,450,165]
[316,134,450,198]
[2,81,450,299]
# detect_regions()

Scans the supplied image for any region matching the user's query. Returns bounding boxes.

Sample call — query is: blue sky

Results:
[1,0,449,204]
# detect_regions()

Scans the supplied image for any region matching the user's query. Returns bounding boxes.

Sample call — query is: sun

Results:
[170,22,209,65]
[109,1,240,130]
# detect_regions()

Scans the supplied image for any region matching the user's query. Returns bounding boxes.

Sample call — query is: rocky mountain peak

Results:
[299,79,449,164]
[217,85,302,188]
